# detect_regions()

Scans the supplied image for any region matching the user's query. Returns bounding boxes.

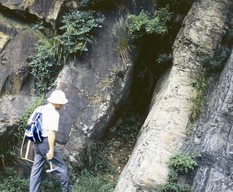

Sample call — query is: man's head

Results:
[47,90,68,110]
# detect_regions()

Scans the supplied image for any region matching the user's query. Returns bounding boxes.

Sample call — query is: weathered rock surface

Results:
[0,1,148,165]
[115,0,232,191]
[53,14,133,163]
[0,18,39,141]
[0,0,64,23]
[187,50,233,191]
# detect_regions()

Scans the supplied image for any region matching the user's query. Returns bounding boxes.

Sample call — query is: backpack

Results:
[25,112,43,143]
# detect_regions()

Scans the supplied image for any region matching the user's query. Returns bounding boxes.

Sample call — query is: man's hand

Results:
[46,149,54,160]
[47,130,56,160]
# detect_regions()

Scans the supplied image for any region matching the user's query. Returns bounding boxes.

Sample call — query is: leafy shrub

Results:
[0,167,60,192]
[128,8,171,38]
[161,153,200,192]
[167,170,178,183]
[73,170,115,192]
[60,11,104,54]
[169,153,199,174]
[30,11,104,94]
[0,167,29,192]
[79,140,114,175]
[115,113,143,142]
[30,37,65,94]
[163,183,190,192]
[31,21,53,36]
[197,46,231,73]
[73,140,116,192]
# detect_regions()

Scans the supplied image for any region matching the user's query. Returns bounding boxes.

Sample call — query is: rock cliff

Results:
[0,0,233,191]
[0,0,64,23]
[188,46,233,192]
[115,0,232,191]
[55,14,134,162]
[0,1,134,166]
[0,16,38,142]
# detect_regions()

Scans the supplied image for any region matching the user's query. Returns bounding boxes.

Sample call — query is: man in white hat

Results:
[28,90,71,192]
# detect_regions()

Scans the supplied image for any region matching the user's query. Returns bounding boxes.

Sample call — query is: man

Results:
[28,90,71,192]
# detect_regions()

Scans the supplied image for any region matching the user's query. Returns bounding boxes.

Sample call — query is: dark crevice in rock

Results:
[0,4,50,28]
[0,75,10,96]
[0,24,18,37]
[0,4,34,22]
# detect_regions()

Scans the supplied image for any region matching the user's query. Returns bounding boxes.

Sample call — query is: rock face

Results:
[187,51,233,191]
[0,0,136,165]
[0,1,145,165]
[54,14,134,163]
[0,0,64,23]
[114,0,232,191]
[0,18,39,142]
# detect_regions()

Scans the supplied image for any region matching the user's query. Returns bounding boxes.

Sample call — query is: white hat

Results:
[47,90,68,104]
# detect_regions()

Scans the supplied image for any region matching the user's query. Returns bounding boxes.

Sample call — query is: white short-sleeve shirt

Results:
[28,103,59,137]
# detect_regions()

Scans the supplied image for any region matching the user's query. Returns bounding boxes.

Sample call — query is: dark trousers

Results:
[29,138,71,192]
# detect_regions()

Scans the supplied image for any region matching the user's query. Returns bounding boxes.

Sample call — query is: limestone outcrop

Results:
[54,15,133,163]
[1,0,233,190]
[114,0,232,191]
[0,0,64,23]
[188,51,233,191]
[0,18,38,142]
[0,1,134,163]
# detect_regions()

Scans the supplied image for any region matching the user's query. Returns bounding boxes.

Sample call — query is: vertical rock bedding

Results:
[115,0,232,191]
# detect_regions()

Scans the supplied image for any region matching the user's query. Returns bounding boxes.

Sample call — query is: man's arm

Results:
[46,130,56,160]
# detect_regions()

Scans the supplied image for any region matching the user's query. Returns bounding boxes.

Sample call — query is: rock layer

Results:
[114,0,232,191]
[53,15,134,163]
[189,49,233,191]
[0,19,39,141]
[0,0,64,23]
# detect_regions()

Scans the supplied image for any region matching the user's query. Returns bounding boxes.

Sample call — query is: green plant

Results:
[0,167,29,192]
[161,153,200,192]
[190,72,207,121]
[163,183,190,192]
[197,46,231,73]
[112,16,133,60]
[30,37,65,94]
[31,21,51,36]
[156,53,173,65]
[0,167,60,192]
[30,11,104,94]
[60,11,104,54]
[128,8,171,38]
[73,140,116,192]
[19,96,45,133]
[79,140,115,175]
[72,170,115,192]
[167,170,178,183]
[115,113,143,141]
[169,153,199,174]
[190,45,231,121]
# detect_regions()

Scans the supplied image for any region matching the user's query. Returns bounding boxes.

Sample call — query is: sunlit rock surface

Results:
[115,0,232,191]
